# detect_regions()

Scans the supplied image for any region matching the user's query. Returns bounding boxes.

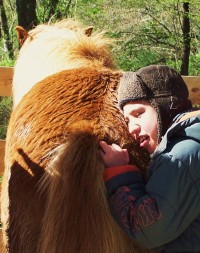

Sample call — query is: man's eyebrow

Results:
[130,105,144,110]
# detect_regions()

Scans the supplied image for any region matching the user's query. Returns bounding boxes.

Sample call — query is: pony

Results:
[1,19,150,253]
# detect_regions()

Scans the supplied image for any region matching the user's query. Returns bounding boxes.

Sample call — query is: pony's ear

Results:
[16,26,29,46]
[85,26,93,37]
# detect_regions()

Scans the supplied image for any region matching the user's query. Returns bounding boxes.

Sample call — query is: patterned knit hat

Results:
[118,65,192,142]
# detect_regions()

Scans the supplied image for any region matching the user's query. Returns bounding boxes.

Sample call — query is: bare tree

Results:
[0,0,13,58]
[16,0,37,30]
[180,2,190,75]
[46,0,60,21]
[39,0,75,23]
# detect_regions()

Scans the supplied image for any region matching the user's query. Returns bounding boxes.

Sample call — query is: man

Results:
[100,65,200,252]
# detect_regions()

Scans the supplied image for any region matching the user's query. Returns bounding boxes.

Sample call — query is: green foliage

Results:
[36,0,74,22]
[115,48,163,71]
[166,53,200,76]
[0,58,15,67]
[189,54,200,76]
[0,97,13,139]
[75,0,200,74]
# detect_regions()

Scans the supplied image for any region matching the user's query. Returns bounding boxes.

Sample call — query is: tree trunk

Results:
[180,2,190,75]
[46,0,60,21]
[16,0,37,30]
[0,0,14,59]
[46,0,74,21]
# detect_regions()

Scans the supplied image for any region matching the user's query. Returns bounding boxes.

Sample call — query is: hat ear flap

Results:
[149,100,163,144]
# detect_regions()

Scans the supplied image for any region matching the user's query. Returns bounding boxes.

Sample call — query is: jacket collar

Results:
[152,109,200,157]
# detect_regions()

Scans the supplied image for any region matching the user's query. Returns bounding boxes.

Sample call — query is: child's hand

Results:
[99,141,129,168]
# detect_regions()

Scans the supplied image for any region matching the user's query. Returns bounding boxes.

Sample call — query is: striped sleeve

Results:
[103,164,161,247]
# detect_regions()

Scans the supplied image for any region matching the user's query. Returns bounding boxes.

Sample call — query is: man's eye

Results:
[135,112,142,118]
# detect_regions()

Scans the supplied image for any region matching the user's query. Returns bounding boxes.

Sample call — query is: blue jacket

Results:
[104,110,200,253]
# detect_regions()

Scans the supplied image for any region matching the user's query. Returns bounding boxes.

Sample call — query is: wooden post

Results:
[0,67,13,96]
[183,76,200,105]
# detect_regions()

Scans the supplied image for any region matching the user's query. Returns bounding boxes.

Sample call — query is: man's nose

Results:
[128,123,141,137]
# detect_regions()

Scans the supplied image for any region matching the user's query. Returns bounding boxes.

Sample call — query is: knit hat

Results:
[118,65,192,142]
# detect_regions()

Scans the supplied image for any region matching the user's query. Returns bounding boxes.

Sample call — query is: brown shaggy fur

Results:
[1,19,150,253]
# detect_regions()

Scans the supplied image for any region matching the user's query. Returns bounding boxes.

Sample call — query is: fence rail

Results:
[0,66,200,100]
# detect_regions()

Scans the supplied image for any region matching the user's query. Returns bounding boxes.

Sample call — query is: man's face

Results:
[123,100,158,154]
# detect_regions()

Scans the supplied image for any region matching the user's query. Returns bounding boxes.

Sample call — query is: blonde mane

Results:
[13,19,116,106]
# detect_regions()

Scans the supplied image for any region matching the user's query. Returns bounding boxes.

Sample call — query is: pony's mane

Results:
[13,19,117,106]
[29,19,91,36]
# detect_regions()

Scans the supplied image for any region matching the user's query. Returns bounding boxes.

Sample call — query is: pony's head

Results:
[13,19,117,106]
